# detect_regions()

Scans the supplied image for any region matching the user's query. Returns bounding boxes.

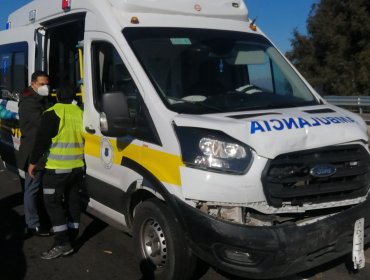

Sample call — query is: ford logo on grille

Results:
[310,164,337,178]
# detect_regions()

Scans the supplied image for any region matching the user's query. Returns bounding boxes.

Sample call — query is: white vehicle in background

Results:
[0,0,369,279]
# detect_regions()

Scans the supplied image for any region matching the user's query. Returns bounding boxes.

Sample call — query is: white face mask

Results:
[37,85,50,96]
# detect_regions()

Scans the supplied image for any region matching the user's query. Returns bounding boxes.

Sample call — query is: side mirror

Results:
[99,92,134,137]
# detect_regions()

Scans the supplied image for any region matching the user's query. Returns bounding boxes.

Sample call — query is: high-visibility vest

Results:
[45,103,84,170]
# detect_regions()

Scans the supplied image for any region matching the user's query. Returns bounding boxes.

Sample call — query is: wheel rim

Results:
[140,217,167,269]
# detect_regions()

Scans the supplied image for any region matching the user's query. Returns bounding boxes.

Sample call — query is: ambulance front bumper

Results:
[176,197,370,279]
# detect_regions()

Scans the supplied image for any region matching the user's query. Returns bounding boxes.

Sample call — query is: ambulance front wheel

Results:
[132,198,197,280]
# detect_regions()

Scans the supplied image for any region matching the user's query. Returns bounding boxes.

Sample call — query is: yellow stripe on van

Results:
[84,134,100,158]
[83,134,184,186]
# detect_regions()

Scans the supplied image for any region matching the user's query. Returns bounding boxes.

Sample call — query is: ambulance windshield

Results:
[124,27,319,114]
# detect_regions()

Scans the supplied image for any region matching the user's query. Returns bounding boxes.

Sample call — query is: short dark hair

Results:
[31,71,49,82]
[56,85,75,102]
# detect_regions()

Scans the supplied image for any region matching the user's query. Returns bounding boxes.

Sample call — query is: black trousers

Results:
[42,167,84,245]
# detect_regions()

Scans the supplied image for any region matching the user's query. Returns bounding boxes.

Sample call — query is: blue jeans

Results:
[24,171,43,228]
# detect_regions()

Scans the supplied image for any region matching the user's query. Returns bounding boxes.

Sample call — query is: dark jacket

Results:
[17,87,50,171]
[29,109,60,165]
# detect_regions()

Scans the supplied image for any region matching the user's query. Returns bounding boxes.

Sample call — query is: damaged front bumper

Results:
[177,197,370,279]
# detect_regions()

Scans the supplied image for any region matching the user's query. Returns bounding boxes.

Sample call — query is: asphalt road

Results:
[0,163,369,280]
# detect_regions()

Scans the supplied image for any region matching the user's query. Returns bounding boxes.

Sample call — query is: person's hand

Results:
[28,164,37,179]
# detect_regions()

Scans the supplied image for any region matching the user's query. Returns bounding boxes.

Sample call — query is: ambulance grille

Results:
[262,145,370,208]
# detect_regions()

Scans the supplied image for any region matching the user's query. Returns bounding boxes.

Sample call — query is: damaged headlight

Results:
[174,126,253,174]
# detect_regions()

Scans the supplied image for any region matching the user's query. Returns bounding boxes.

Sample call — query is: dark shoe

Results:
[68,228,79,242]
[40,243,74,260]
[25,226,51,237]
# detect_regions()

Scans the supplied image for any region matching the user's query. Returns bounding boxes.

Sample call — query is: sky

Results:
[0,0,319,53]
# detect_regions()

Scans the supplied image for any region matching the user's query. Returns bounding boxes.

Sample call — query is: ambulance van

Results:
[1,0,369,279]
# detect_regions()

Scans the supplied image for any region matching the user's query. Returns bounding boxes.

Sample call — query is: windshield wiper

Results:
[168,97,223,112]
[231,102,309,112]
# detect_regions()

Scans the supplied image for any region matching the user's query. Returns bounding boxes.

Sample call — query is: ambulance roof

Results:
[7,0,248,29]
[108,0,248,20]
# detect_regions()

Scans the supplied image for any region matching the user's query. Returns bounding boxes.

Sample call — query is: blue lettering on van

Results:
[298,117,312,128]
[250,116,355,134]
[270,119,284,130]
[282,118,299,129]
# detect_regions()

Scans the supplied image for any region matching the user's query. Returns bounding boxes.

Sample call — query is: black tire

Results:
[132,198,197,280]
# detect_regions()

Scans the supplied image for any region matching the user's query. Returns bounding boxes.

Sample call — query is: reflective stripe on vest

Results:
[45,103,84,170]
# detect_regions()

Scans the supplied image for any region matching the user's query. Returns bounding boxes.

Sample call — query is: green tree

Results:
[286,0,370,96]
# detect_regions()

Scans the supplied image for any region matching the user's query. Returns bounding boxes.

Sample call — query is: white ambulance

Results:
[0,0,369,279]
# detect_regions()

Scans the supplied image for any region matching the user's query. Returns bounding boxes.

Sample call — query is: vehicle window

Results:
[248,57,292,96]
[124,28,319,114]
[0,42,28,101]
[91,41,160,144]
[47,19,84,91]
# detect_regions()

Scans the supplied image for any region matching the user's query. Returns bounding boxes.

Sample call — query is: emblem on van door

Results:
[100,137,114,169]
[310,164,337,178]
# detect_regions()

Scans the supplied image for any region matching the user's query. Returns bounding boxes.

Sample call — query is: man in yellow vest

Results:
[28,85,84,259]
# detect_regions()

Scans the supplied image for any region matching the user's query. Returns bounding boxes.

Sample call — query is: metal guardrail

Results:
[323,95,370,114]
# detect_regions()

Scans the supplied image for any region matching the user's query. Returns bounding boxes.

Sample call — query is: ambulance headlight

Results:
[174,126,253,174]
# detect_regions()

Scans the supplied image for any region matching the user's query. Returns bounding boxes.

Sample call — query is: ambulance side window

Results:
[91,41,161,145]
[0,42,28,101]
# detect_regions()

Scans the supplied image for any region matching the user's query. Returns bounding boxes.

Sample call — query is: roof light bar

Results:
[29,10,36,22]
[131,17,139,24]
[62,0,71,11]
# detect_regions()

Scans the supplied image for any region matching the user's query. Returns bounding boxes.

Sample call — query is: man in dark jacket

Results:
[18,71,51,237]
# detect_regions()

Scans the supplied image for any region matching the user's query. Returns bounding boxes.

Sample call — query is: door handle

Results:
[85,126,96,134]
